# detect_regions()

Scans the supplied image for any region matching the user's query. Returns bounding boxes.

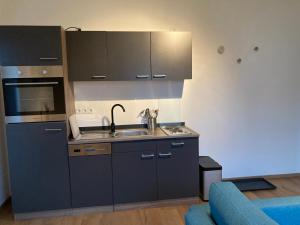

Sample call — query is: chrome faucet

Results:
[110,104,126,134]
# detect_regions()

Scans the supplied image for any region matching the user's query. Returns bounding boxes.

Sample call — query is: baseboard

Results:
[114,197,200,211]
[223,173,300,181]
[14,205,113,220]
[14,197,200,220]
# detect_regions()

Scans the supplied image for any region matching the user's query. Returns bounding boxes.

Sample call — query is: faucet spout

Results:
[111,104,126,134]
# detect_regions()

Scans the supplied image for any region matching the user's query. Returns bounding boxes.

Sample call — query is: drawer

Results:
[69,143,111,156]
[112,141,156,153]
[157,138,198,154]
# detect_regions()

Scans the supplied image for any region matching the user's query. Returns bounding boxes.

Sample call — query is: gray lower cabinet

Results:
[112,138,199,204]
[112,142,157,204]
[69,150,113,207]
[157,139,199,200]
[6,122,71,213]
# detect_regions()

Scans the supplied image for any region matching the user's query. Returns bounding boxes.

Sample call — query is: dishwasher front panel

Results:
[69,144,113,208]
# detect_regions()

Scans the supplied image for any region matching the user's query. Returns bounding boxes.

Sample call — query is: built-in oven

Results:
[1,66,66,123]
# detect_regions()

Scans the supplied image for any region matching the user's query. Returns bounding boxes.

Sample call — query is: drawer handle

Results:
[153,74,167,79]
[171,142,185,147]
[158,152,172,158]
[44,128,63,132]
[91,75,107,79]
[84,148,96,152]
[39,57,59,60]
[141,153,155,160]
[136,75,150,79]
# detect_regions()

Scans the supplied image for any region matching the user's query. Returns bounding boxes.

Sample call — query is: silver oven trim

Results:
[5,114,66,124]
[4,82,59,86]
[1,66,63,79]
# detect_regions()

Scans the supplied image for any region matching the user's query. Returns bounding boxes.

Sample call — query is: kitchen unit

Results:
[66,31,192,81]
[0,25,198,219]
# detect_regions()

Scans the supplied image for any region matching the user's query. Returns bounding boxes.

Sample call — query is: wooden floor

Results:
[1,176,300,225]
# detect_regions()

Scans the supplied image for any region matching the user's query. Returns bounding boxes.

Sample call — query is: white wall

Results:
[1,0,300,178]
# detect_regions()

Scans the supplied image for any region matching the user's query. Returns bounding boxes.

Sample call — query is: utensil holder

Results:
[147,117,157,131]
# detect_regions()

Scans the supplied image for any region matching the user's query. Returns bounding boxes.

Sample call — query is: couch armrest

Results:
[209,182,278,225]
[185,204,216,225]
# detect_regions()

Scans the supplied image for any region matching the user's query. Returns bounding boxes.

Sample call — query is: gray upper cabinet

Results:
[0,26,62,66]
[151,32,192,80]
[107,32,151,80]
[66,31,109,81]
[6,122,71,213]
[66,31,192,81]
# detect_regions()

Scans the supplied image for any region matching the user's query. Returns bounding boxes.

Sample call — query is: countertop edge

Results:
[68,126,199,145]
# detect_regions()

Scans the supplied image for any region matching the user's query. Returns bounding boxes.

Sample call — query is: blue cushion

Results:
[262,205,300,225]
[209,182,278,225]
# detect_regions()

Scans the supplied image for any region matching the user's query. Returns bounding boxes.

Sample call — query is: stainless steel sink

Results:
[79,128,151,140]
[114,129,150,137]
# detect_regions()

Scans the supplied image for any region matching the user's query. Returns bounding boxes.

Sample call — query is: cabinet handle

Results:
[136,75,150,79]
[91,75,107,79]
[158,152,172,158]
[39,57,59,60]
[153,74,167,79]
[171,142,185,147]
[44,128,63,132]
[141,153,155,160]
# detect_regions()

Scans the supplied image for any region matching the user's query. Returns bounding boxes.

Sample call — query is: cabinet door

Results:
[69,154,113,208]
[107,32,151,80]
[6,122,71,213]
[66,31,109,81]
[151,32,192,80]
[0,26,62,66]
[157,138,199,200]
[112,142,157,204]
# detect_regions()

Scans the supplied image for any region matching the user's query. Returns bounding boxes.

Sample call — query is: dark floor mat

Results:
[230,178,276,192]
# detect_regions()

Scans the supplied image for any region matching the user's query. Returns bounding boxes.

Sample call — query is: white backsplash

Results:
[73,81,183,127]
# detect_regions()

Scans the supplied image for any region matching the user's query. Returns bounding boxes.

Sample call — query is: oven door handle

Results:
[4,82,59,86]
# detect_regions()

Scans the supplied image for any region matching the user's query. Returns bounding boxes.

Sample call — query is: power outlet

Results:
[76,107,95,114]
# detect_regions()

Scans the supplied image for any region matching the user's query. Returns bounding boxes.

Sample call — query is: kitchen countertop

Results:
[68,126,199,145]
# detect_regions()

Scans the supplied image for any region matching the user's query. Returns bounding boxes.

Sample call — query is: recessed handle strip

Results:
[153,74,167,79]
[158,152,172,158]
[136,75,150,79]
[44,128,63,132]
[91,75,107,79]
[141,153,155,160]
[5,82,59,86]
[171,142,185,147]
[39,57,59,60]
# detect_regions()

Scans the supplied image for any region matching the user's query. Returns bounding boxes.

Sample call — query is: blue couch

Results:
[185,182,300,225]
